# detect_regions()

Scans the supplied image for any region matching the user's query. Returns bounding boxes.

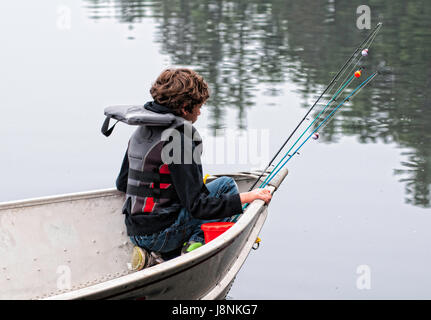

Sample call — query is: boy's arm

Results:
[168,163,243,220]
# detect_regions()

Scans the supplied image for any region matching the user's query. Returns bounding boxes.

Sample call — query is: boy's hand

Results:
[240,188,272,205]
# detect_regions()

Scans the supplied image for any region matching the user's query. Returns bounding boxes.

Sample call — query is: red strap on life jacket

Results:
[143,164,172,212]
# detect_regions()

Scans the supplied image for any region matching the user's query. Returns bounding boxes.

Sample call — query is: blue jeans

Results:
[130,176,240,254]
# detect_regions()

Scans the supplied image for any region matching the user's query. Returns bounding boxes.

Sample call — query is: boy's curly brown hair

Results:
[150,68,209,115]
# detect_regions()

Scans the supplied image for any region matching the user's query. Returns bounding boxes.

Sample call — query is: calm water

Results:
[1,0,430,299]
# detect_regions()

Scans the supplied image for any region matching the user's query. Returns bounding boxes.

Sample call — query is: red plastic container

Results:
[201,222,235,243]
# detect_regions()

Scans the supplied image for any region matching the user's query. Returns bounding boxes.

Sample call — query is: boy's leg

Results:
[206,176,240,198]
[187,176,240,243]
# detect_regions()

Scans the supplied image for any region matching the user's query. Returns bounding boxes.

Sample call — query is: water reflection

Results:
[82,0,431,208]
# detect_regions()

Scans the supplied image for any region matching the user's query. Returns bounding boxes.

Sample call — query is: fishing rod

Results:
[317,72,371,134]
[258,71,358,189]
[314,28,381,128]
[260,71,379,189]
[232,69,378,221]
[247,22,382,192]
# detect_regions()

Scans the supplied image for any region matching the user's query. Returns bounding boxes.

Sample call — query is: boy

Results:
[115,68,271,269]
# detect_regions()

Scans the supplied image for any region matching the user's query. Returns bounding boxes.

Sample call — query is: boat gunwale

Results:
[0,174,259,211]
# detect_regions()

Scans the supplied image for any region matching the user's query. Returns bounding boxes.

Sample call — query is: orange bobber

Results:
[354,70,362,78]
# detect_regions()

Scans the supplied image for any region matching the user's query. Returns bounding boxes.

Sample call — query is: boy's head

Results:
[150,68,209,123]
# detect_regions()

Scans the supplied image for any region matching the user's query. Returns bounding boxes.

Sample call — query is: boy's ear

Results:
[181,103,191,114]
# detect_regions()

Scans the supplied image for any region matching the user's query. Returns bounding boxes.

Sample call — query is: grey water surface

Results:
[1,0,430,299]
